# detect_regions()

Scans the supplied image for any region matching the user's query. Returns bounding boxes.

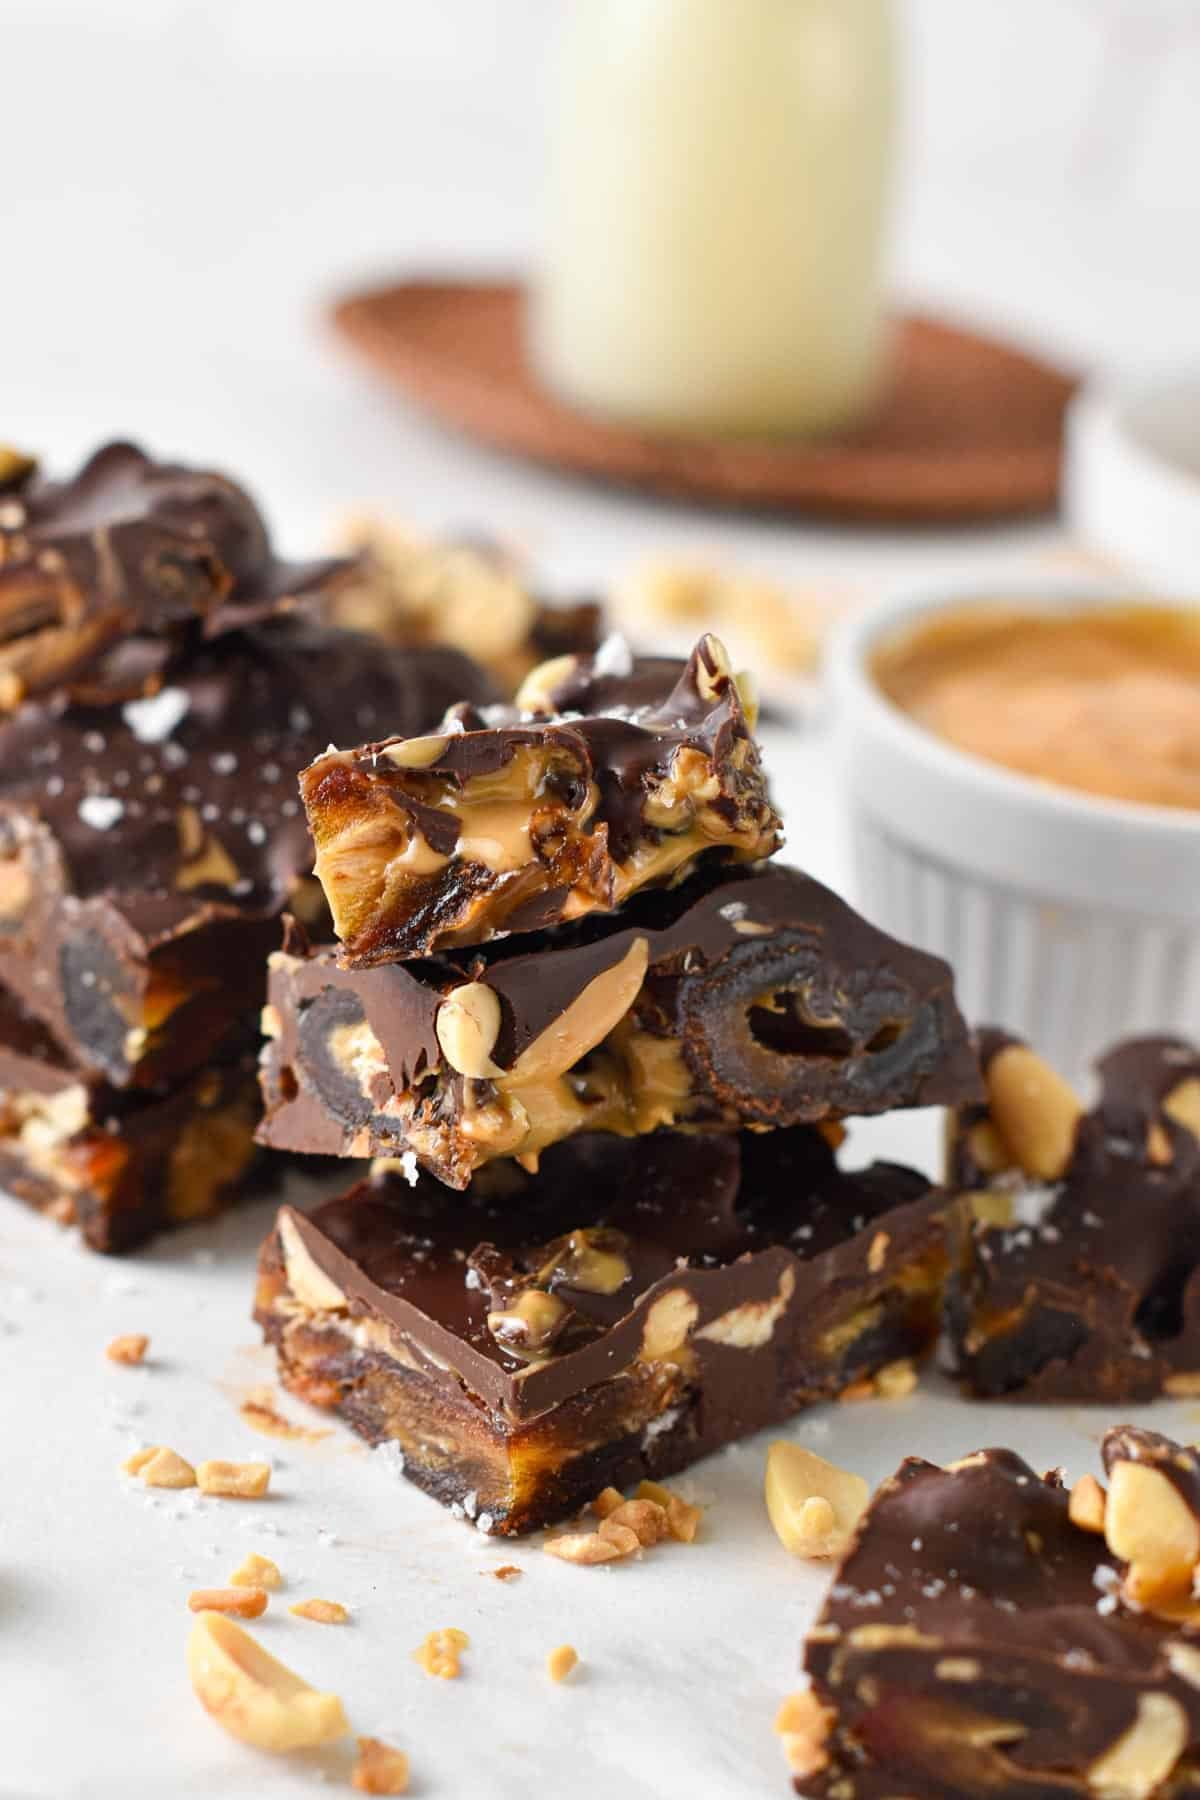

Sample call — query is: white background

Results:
[3,5,1200,1797]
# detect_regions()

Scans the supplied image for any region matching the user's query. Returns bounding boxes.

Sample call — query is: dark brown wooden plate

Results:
[330,279,1078,523]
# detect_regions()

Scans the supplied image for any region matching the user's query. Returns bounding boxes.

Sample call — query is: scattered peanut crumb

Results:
[775,1690,834,1781]
[600,1498,669,1547]
[188,1586,268,1620]
[230,1552,282,1591]
[413,1628,469,1678]
[546,1644,579,1683]
[240,1391,330,1442]
[636,1480,702,1542]
[187,1611,348,1752]
[542,1530,625,1566]
[591,1486,625,1520]
[197,1459,271,1499]
[289,1598,349,1625]
[488,1564,522,1582]
[124,1445,196,1489]
[765,1442,869,1559]
[353,1736,410,1794]
[106,1333,149,1366]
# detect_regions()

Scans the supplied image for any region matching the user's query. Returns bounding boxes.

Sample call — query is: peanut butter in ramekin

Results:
[872,603,1200,812]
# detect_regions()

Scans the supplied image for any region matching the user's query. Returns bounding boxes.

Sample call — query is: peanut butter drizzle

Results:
[874,604,1200,812]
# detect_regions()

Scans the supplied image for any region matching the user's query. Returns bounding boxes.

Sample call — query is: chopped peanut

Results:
[353,1736,410,1794]
[1068,1474,1107,1535]
[765,1442,869,1559]
[599,1499,668,1547]
[595,1519,642,1556]
[489,1565,522,1581]
[187,1611,347,1752]
[197,1459,271,1499]
[1106,1461,1200,1607]
[413,1628,469,1678]
[635,1480,702,1542]
[124,1445,196,1489]
[289,1598,349,1625]
[106,1333,149,1366]
[230,1552,282,1591]
[591,1486,625,1520]
[543,1530,626,1566]
[775,1690,834,1781]
[546,1644,579,1683]
[188,1587,268,1620]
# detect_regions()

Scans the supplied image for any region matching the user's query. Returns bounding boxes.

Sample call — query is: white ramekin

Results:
[829,583,1200,1085]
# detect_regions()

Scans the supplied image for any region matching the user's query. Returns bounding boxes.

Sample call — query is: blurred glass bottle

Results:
[528,0,896,438]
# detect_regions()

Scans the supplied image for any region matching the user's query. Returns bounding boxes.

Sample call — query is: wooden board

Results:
[330,280,1078,523]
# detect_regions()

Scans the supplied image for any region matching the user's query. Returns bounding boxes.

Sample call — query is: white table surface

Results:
[6,4,1200,1794]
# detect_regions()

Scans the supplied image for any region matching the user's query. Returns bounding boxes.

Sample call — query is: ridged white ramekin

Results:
[829,583,1200,1084]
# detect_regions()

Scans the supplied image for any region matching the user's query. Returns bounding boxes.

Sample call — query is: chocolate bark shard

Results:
[0,441,353,708]
[257,861,981,1186]
[253,1128,952,1534]
[0,982,262,1254]
[947,1030,1200,1402]
[300,633,781,963]
[0,618,495,1088]
[800,1439,1200,1800]
[327,515,606,697]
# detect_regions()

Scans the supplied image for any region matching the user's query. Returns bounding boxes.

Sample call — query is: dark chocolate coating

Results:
[948,1031,1200,1401]
[255,1128,953,1531]
[0,441,353,703]
[302,635,781,962]
[0,981,263,1254]
[0,616,495,1086]
[802,1441,1200,1800]
[258,861,981,1183]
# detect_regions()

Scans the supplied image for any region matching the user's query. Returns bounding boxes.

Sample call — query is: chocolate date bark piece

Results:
[253,1127,952,1536]
[0,440,353,708]
[797,1438,1200,1800]
[257,862,980,1186]
[946,1030,1200,1402]
[0,617,494,1089]
[0,983,262,1254]
[329,515,606,697]
[301,633,780,963]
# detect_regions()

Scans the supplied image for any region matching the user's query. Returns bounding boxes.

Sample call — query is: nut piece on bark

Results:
[765,1442,869,1559]
[412,1627,469,1678]
[1086,1692,1188,1800]
[188,1587,269,1620]
[436,982,504,1079]
[353,1736,411,1794]
[775,1690,834,1781]
[106,1333,149,1365]
[187,1611,349,1752]
[1068,1474,1107,1535]
[231,1553,282,1591]
[1164,1078,1200,1142]
[985,1044,1084,1181]
[197,1459,271,1499]
[640,1288,699,1361]
[1104,1459,1200,1606]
